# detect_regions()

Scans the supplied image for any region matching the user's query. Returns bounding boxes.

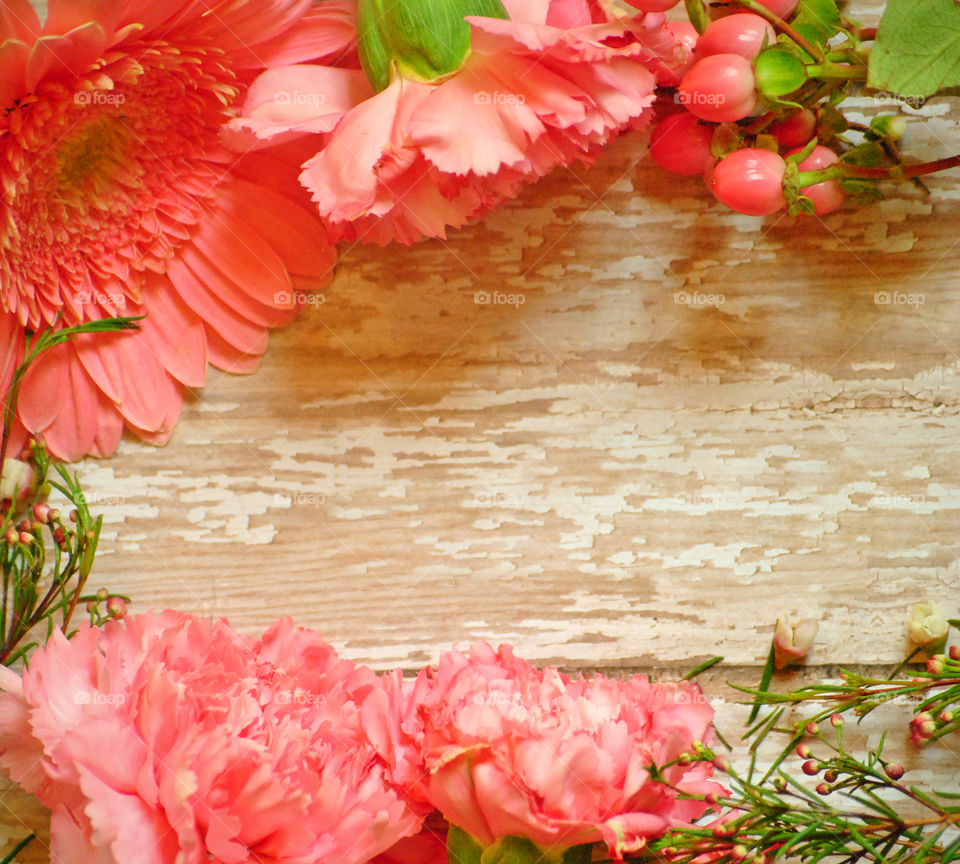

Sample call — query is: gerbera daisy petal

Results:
[0,0,40,43]
[1,0,334,459]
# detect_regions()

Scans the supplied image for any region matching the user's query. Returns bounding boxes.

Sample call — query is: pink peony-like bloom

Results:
[228,0,689,245]
[0,613,420,864]
[365,641,724,859]
[0,0,338,461]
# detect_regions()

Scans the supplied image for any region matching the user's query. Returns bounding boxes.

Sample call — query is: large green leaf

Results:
[868,0,960,99]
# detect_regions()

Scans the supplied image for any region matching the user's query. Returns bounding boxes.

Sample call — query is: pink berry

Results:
[679,54,758,122]
[769,109,816,149]
[650,112,715,176]
[710,148,786,216]
[621,0,681,11]
[696,14,776,60]
[787,145,844,215]
[752,0,801,19]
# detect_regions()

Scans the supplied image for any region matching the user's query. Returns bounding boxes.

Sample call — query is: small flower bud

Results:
[805,720,819,735]
[816,782,831,795]
[32,503,50,522]
[106,596,127,619]
[908,601,949,653]
[802,760,820,776]
[774,615,819,670]
[96,587,109,602]
[823,769,838,783]
[774,777,788,792]
[939,710,953,724]
[950,645,959,661]
[713,824,730,838]
[0,459,37,503]
[17,518,31,532]
[884,763,905,780]
[47,508,60,522]
[713,756,731,773]
[731,844,749,861]
[830,713,844,727]
[928,655,946,674]
[4,527,17,545]
[18,530,33,544]
[677,752,693,764]
[796,744,812,758]
[85,600,97,614]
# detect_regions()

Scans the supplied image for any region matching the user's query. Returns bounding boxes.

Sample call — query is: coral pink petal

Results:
[0,0,39,42]
[240,1,359,68]
[0,40,29,107]
[90,389,124,458]
[166,258,273,355]
[50,807,115,864]
[18,344,68,433]
[186,204,295,312]
[546,0,594,26]
[139,278,208,388]
[75,333,181,433]
[235,64,372,141]
[42,360,101,460]
[300,80,407,220]
[44,0,123,36]
[219,180,336,279]
[203,328,265,374]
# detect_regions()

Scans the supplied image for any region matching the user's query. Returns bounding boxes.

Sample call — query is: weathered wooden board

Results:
[51,100,960,671]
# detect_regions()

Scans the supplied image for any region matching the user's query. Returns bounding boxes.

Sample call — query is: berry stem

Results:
[798,153,960,186]
[729,0,825,61]
[806,62,867,81]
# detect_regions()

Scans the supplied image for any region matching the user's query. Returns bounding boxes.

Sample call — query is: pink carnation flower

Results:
[365,641,724,859]
[0,0,337,460]
[228,0,689,245]
[0,613,420,864]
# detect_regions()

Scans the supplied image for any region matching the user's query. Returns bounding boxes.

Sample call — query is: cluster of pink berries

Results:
[636,0,846,217]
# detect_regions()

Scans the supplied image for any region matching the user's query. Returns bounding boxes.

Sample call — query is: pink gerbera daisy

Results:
[228,0,690,245]
[0,0,337,460]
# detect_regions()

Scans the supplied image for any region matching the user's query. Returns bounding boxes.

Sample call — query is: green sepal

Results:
[447,828,592,864]
[448,826,484,864]
[684,0,709,35]
[781,162,817,216]
[754,47,808,97]
[357,0,509,93]
[784,137,817,165]
[840,140,887,168]
[710,123,742,159]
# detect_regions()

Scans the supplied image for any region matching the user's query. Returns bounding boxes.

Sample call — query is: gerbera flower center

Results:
[0,38,238,330]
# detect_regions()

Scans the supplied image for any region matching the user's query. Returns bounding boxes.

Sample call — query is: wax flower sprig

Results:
[636,727,960,864]
[733,618,960,758]
[0,319,136,666]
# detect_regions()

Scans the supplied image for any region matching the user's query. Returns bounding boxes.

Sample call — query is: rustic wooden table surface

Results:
[3,6,960,852]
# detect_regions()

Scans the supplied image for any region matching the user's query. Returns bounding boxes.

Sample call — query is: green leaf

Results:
[868,0,960,99]
[0,834,34,864]
[791,0,842,44]
[683,655,723,680]
[448,826,483,864]
[748,639,777,725]
[755,47,808,96]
